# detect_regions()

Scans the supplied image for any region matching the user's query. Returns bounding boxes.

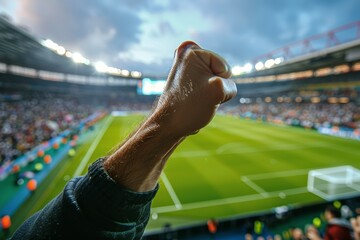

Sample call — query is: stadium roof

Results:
[1,14,360,82]
[0,16,98,76]
[241,38,360,78]
[238,21,360,78]
[0,16,143,78]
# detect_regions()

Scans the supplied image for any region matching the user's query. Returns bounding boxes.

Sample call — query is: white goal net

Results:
[307,165,360,201]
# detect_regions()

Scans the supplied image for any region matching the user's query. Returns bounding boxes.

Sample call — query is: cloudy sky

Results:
[1,0,360,76]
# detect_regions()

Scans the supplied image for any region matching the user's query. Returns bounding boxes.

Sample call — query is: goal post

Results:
[307,165,360,201]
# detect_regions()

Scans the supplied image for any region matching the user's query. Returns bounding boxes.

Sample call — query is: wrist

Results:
[146,108,186,141]
[104,107,185,192]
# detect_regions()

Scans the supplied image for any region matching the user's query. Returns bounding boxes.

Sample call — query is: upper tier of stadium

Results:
[1,15,360,84]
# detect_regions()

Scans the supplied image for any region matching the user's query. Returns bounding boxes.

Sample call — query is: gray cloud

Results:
[11,0,360,75]
[16,0,159,62]
[188,0,360,64]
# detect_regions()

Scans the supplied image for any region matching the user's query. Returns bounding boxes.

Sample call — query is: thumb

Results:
[209,76,237,104]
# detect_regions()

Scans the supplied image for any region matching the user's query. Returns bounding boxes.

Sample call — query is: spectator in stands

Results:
[323,205,353,240]
[308,205,353,240]
[245,233,254,240]
[305,224,322,240]
[0,93,153,170]
[274,234,282,240]
[0,94,95,168]
[207,218,218,238]
[228,97,360,131]
[291,227,307,240]
[10,41,237,239]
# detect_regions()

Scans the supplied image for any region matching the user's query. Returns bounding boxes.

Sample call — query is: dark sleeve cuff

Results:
[73,158,159,229]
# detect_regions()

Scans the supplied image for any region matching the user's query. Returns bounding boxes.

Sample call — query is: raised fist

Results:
[156,41,237,136]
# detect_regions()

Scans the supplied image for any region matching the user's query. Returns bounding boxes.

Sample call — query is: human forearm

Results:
[104,42,236,192]
[11,41,236,240]
[104,41,236,193]
[104,112,185,192]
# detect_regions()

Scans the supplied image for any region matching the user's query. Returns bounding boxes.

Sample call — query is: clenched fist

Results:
[105,41,237,192]
[155,41,237,136]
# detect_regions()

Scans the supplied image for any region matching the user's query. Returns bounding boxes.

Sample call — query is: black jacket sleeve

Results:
[11,158,159,240]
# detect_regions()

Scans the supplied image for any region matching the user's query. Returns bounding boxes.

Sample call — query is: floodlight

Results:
[65,51,72,58]
[274,57,284,64]
[231,66,243,76]
[255,62,264,71]
[131,71,142,78]
[107,67,119,74]
[121,70,130,76]
[42,39,57,49]
[56,46,66,55]
[95,61,108,72]
[265,59,275,68]
[72,52,85,63]
[243,63,253,73]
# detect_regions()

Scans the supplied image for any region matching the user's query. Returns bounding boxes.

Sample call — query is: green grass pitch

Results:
[7,114,360,234]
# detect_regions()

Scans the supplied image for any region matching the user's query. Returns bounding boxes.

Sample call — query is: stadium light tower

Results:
[274,57,284,65]
[65,51,73,58]
[121,69,130,76]
[56,46,66,55]
[72,52,83,63]
[231,66,243,76]
[264,59,275,68]
[42,39,66,56]
[255,61,264,71]
[95,61,108,72]
[243,63,253,73]
[131,71,142,78]
[41,37,142,76]
[42,39,57,49]
[72,52,89,64]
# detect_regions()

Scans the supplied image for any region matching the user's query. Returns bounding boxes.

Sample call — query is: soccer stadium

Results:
[1,4,360,240]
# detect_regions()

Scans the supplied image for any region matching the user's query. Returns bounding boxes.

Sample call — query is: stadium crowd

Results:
[227,100,360,130]
[2,90,360,168]
[201,204,360,240]
[0,93,97,168]
[279,205,359,240]
[1,95,360,238]
[0,93,155,169]
[227,88,360,130]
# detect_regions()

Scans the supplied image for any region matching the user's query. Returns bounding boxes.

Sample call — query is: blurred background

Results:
[0,0,360,239]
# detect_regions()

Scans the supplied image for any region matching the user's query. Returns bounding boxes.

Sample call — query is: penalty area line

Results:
[152,186,308,214]
[241,176,269,197]
[73,116,113,178]
[245,169,310,181]
[161,172,182,209]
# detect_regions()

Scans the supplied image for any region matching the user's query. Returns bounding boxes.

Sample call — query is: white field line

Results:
[171,143,327,159]
[152,186,308,214]
[73,117,113,177]
[152,168,312,214]
[161,172,182,209]
[241,176,269,197]
[245,169,310,180]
